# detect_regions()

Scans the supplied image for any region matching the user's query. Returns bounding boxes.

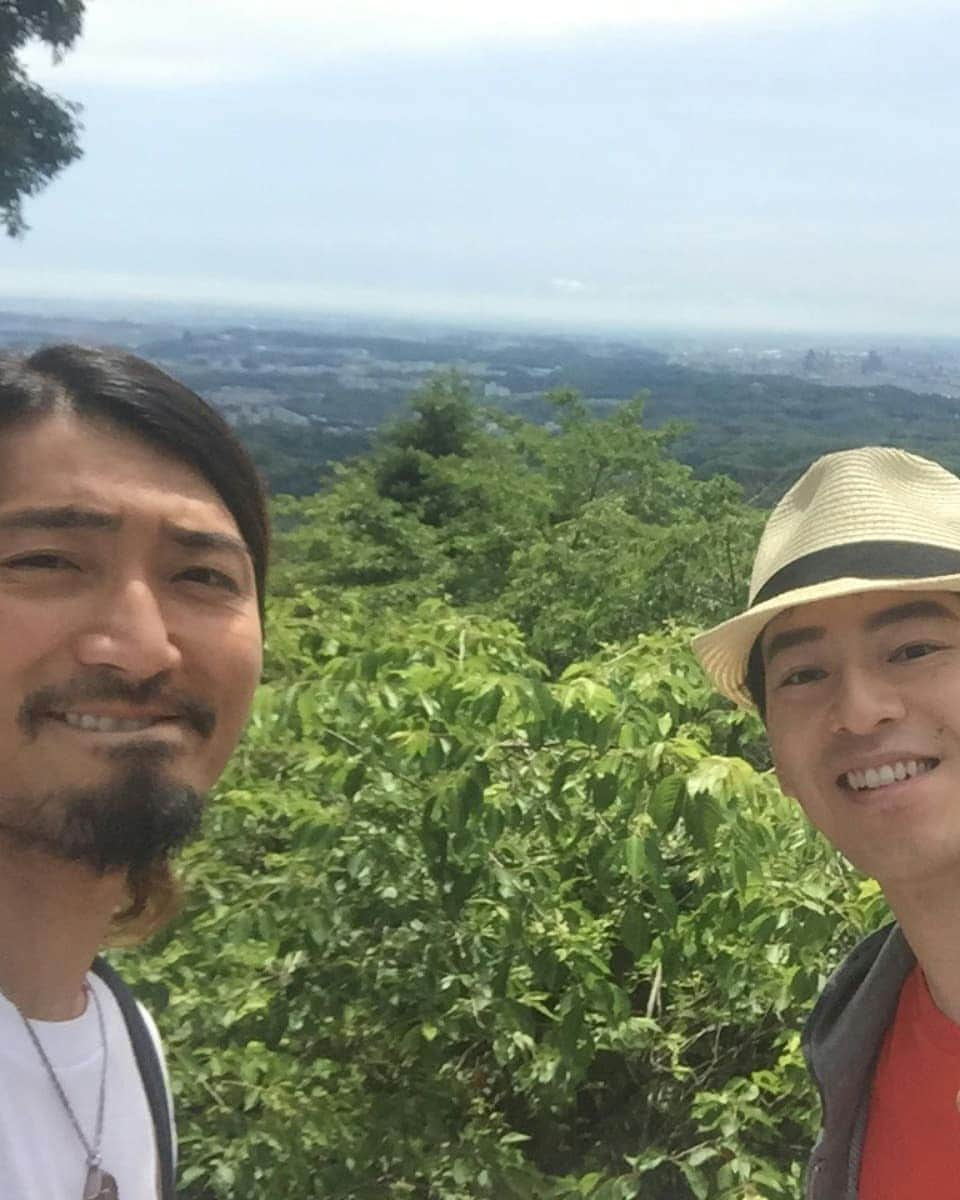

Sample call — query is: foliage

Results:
[118,597,888,1199]
[490,393,763,665]
[378,372,480,464]
[236,421,371,496]
[0,0,85,236]
[272,379,764,669]
[107,379,891,1196]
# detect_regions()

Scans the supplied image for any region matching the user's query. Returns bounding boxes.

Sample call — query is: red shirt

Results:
[860,964,960,1198]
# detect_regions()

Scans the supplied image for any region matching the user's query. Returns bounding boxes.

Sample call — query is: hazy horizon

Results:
[7,293,960,358]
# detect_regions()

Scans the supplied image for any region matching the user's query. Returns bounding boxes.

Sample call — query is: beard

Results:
[0,741,205,874]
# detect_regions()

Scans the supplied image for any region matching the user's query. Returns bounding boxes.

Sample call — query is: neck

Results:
[886,876,960,1025]
[0,843,126,1021]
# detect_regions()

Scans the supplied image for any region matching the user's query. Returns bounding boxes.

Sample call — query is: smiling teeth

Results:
[845,760,931,791]
[62,712,157,733]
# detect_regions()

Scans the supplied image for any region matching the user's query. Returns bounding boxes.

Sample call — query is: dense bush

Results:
[120,600,886,1198]
[270,383,765,672]
[116,383,886,1197]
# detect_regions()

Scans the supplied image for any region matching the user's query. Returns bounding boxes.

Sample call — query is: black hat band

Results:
[750,541,960,609]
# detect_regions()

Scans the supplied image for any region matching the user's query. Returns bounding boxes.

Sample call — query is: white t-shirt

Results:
[0,971,170,1199]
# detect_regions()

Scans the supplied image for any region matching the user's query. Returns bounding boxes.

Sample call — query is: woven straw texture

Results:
[749,447,960,601]
[694,447,960,707]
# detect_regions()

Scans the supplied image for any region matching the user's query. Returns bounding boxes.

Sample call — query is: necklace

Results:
[17,980,119,1200]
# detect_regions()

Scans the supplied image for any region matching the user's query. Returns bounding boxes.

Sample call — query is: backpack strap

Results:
[91,957,176,1200]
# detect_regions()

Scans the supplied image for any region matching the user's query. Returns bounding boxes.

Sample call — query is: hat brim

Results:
[692,572,960,709]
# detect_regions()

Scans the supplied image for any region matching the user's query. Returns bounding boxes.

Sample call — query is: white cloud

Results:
[20,0,877,87]
[550,277,592,295]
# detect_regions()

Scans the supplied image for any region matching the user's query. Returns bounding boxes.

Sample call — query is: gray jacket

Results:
[802,923,914,1199]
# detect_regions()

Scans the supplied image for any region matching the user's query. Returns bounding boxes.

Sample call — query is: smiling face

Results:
[763,588,960,888]
[0,412,263,868]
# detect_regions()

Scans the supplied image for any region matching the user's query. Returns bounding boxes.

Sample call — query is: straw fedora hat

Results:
[692,446,960,708]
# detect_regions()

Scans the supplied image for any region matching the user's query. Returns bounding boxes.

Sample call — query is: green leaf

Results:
[678,1161,709,1200]
[649,773,684,834]
[591,773,619,813]
[623,835,647,880]
[621,904,651,957]
[684,792,723,850]
[550,760,577,801]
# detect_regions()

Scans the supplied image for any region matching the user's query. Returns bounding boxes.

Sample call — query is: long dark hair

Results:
[0,344,271,941]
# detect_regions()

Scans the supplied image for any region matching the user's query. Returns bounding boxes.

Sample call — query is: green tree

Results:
[492,392,764,667]
[270,469,454,607]
[373,374,488,526]
[128,382,887,1196]
[380,372,479,461]
[275,377,763,653]
[1,0,86,236]
[118,595,887,1198]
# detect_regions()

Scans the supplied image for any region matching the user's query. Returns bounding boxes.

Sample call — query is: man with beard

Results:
[0,345,267,1200]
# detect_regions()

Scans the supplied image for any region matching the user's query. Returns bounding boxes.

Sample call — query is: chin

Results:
[3,761,206,876]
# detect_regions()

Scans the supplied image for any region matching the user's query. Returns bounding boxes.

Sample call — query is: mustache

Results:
[18,671,217,740]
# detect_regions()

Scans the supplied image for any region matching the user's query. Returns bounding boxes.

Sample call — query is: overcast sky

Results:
[5,0,960,335]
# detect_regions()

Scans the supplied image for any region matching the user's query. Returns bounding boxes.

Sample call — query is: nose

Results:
[828,665,905,736]
[72,578,182,678]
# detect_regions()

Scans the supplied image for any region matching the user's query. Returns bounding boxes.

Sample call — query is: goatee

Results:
[0,744,204,874]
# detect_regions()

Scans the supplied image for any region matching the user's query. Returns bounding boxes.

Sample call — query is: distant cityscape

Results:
[0,308,589,435]
[4,306,960,434]
[664,337,960,400]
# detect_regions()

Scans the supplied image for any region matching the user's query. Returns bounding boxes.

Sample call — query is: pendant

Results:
[83,1165,119,1200]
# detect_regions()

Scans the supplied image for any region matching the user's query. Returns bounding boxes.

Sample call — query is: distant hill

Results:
[1,310,952,500]
[138,325,951,502]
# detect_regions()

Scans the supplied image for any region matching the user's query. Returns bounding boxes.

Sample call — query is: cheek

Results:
[0,603,68,648]
[0,607,71,690]
[767,722,804,802]
[192,638,261,785]
[772,756,800,801]
[210,634,262,729]
[769,733,834,819]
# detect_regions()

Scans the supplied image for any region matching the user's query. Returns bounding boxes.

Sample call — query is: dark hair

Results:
[0,344,270,620]
[744,636,766,719]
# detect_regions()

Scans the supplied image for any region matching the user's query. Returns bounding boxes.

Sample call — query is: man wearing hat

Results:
[694,446,960,1200]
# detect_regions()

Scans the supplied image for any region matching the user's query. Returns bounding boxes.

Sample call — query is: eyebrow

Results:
[863,598,960,631]
[0,506,119,532]
[0,505,250,563]
[764,624,826,664]
[166,524,251,562]
[764,598,960,665]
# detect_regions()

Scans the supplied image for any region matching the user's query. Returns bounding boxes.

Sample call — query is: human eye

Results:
[176,565,242,593]
[776,665,827,689]
[891,640,944,663]
[1,552,79,571]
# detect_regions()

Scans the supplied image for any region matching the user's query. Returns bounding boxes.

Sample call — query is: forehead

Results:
[762,588,960,648]
[0,413,237,530]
